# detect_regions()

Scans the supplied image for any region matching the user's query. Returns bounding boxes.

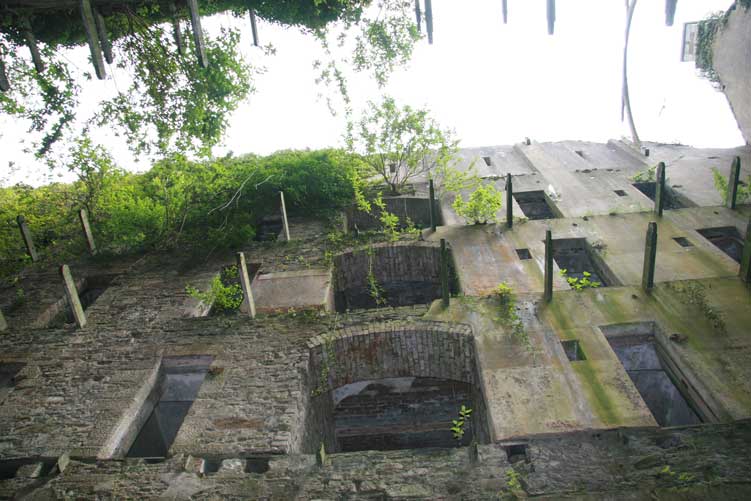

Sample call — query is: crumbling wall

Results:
[714,4,751,144]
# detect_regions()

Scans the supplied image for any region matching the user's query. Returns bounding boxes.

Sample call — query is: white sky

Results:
[0,0,743,187]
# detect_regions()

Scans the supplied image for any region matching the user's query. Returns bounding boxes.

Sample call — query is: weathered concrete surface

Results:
[714,3,751,144]
[252,269,333,313]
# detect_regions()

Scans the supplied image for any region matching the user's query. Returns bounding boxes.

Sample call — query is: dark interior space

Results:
[127,356,213,458]
[552,238,613,287]
[561,340,587,361]
[254,215,283,241]
[697,227,744,263]
[632,182,686,209]
[513,191,558,220]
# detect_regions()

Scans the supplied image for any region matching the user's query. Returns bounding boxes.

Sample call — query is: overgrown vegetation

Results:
[695,1,750,86]
[450,404,473,441]
[495,282,529,347]
[0,148,364,281]
[712,167,751,205]
[559,269,601,290]
[453,183,503,224]
[630,164,656,183]
[665,281,727,335]
[186,265,243,313]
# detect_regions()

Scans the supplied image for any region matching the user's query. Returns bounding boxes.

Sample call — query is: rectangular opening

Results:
[574,150,585,158]
[561,340,586,361]
[0,363,26,403]
[697,227,744,263]
[614,190,628,197]
[552,238,616,287]
[482,156,492,166]
[673,237,693,248]
[254,215,283,242]
[504,443,528,464]
[632,182,686,209]
[513,191,558,220]
[47,275,115,327]
[126,355,213,458]
[515,248,532,260]
[601,323,702,427]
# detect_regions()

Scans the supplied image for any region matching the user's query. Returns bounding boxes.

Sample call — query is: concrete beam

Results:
[741,219,751,284]
[502,0,508,24]
[727,156,741,210]
[425,0,433,44]
[187,0,208,68]
[642,222,657,292]
[505,173,513,229]
[60,265,86,328]
[280,192,291,241]
[16,215,38,262]
[79,208,97,255]
[0,56,9,92]
[236,252,257,318]
[440,238,449,307]
[665,0,677,27]
[93,8,114,64]
[80,0,106,79]
[249,10,259,47]
[0,308,7,331]
[22,19,45,73]
[654,162,666,218]
[414,0,422,32]
[547,0,555,35]
[429,179,437,232]
[168,2,186,56]
[544,229,553,302]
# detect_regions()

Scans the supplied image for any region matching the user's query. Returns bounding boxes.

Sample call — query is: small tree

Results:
[348,96,457,195]
[452,183,503,224]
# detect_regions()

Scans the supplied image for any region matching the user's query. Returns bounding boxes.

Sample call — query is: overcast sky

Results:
[0,0,742,187]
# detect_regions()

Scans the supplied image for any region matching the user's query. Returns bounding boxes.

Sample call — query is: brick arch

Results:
[307,320,476,393]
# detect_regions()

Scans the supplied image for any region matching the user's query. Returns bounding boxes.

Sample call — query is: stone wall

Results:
[333,242,446,311]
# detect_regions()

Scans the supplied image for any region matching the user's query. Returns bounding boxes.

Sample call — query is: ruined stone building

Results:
[1,135,750,499]
[2,4,751,501]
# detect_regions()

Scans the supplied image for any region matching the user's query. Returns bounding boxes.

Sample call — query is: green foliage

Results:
[365,245,387,306]
[452,183,503,224]
[495,282,529,346]
[559,269,601,290]
[450,404,473,441]
[348,96,458,194]
[372,195,400,241]
[695,11,726,86]
[186,265,243,313]
[0,148,361,281]
[630,164,656,183]
[711,167,751,204]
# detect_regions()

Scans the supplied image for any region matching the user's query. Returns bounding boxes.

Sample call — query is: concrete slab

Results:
[252,268,333,313]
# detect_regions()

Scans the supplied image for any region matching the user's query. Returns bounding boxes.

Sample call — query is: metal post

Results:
[654,162,666,218]
[0,308,7,332]
[280,192,291,242]
[0,56,9,92]
[169,2,186,56]
[415,0,422,32]
[727,156,741,210]
[249,10,259,46]
[16,216,38,262]
[425,0,434,44]
[236,252,257,318]
[544,230,553,302]
[440,238,450,307]
[187,0,208,68]
[429,179,437,232]
[80,0,106,79]
[93,8,114,64]
[60,265,86,328]
[642,222,657,292]
[502,0,508,24]
[79,208,97,255]
[740,219,751,284]
[547,0,555,35]
[665,0,677,26]
[506,173,513,229]
[22,19,44,73]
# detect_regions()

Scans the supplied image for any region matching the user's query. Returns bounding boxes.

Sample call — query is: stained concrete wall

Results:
[714,4,751,144]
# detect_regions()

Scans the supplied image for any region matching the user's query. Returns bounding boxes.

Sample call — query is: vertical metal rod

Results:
[80,0,106,79]
[665,0,677,27]
[546,0,555,35]
[0,56,10,92]
[236,252,257,318]
[79,208,97,255]
[187,0,208,68]
[502,0,508,24]
[425,0,434,44]
[169,2,186,56]
[727,156,741,210]
[642,222,658,292]
[429,179,437,232]
[93,8,113,64]
[249,10,259,46]
[16,215,38,262]
[415,0,422,32]
[506,173,513,229]
[440,239,450,307]
[280,192,291,242]
[0,308,7,332]
[60,264,87,328]
[654,162,666,218]
[544,230,553,302]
